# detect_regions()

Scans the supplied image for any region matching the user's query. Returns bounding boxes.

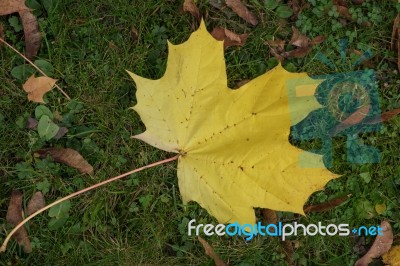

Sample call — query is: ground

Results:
[0,0,399,265]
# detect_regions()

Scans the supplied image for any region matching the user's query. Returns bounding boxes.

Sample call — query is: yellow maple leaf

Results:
[128,21,339,225]
[383,245,400,266]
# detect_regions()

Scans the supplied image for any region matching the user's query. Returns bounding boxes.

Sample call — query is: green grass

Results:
[1,0,400,265]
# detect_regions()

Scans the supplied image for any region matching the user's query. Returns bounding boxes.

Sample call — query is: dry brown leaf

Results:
[19,10,41,59]
[282,46,311,58]
[225,31,249,48]
[210,27,225,40]
[336,5,353,21]
[226,0,258,26]
[22,75,57,103]
[280,240,294,265]
[281,27,324,59]
[304,194,351,213]
[26,192,45,216]
[6,190,32,253]
[264,39,285,51]
[391,14,399,51]
[332,0,354,23]
[261,208,278,224]
[270,48,285,63]
[198,236,227,266]
[211,27,249,49]
[287,0,300,18]
[0,0,29,15]
[0,0,41,59]
[183,0,200,22]
[224,29,241,43]
[265,28,323,60]
[336,107,400,136]
[265,39,286,63]
[289,26,309,47]
[355,220,393,266]
[262,208,278,234]
[261,208,293,264]
[288,0,309,20]
[37,148,93,174]
[330,105,370,136]
[383,245,400,266]
[209,0,237,18]
[310,35,325,45]
[341,105,370,125]
[364,108,400,125]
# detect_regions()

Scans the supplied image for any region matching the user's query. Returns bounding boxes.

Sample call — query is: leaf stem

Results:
[0,38,71,100]
[0,154,180,253]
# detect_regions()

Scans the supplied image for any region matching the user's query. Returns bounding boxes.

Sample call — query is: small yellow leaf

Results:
[22,75,57,103]
[129,20,339,225]
[383,245,400,266]
[375,203,387,215]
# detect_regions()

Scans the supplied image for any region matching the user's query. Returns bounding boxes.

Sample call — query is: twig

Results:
[0,154,180,253]
[0,38,71,100]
